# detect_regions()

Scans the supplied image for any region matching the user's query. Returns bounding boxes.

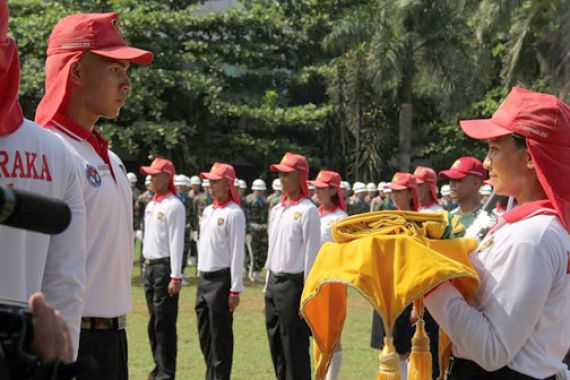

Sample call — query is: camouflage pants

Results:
[248,229,268,271]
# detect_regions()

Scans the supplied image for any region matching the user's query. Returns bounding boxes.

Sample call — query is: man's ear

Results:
[68,61,83,85]
[526,151,535,171]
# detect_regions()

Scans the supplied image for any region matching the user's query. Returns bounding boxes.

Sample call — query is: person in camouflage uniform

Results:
[175,175,194,275]
[135,175,154,281]
[267,178,283,215]
[244,179,269,282]
[348,182,370,215]
[187,175,202,267]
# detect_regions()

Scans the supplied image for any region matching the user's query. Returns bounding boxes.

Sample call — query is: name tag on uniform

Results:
[218,218,224,226]
[293,212,301,221]
[97,164,112,177]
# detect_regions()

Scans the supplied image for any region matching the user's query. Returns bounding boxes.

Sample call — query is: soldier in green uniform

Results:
[267,178,283,215]
[175,175,194,277]
[244,179,269,282]
[348,181,370,215]
[187,175,202,267]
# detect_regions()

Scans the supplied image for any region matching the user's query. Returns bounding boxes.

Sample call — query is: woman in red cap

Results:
[35,12,153,380]
[265,152,321,380]
[196,162,246,380]
[424,87,570,380]
[414,166,444,213]
[387,172,419,212]
[307,170,348,380]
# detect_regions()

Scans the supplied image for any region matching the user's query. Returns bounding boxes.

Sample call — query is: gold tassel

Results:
[377,337,401,380]
[408,318,432,380]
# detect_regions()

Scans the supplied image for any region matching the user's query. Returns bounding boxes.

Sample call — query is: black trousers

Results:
[371,306,440,379]
[144,259,179,380]
[264,272,311,380]
[77,328,128,380]
[195,268,234,380]
[446,357,555,380]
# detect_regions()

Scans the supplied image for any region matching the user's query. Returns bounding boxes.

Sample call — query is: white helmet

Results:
[353,182,367,194]
[378,182,386,192]
[251,179,267,191]
[308,183,316,191]
[127,172,137,183]
[366,182,377,192]
[180,175,192,187]
[239,179,247,190]
[234,178,240,187]
[441,184,451,196]
[190,175,201,186]
[173,174,184,186]
[479,184,493,196]
[145,175,152,185]
[272,178,282,191]
[340,181,350,190]
[202,179,211,187]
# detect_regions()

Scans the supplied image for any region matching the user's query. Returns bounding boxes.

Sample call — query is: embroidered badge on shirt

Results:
[85,164,102,188]
[477,236,495,253]
[293,212,301,221]
[157,212,164,220]
[218,218,225,226]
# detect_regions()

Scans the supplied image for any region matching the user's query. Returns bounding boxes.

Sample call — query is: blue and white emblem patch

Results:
[86,164,102,187]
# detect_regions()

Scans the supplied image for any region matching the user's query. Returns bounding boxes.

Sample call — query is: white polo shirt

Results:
[0,119,86,356]
[425,200,570,378]
[319,207,348,244]
[197,201,245,292]
[266,197,321,281]
[46,113,133,318]
[143,192,186,279]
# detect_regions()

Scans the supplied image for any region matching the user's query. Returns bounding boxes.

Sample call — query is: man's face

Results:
[390,189,412,210]
[315,187,335,206]
[210,179,229,201]
[73,52,131,119]
[278,170,300,196]
[417,183,431,205]
[191,184,200,193]
[449,175,481,202]
[484,136,530,197]
[149,172,169,194]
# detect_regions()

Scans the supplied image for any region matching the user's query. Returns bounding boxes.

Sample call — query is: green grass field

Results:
[128,265,381,379]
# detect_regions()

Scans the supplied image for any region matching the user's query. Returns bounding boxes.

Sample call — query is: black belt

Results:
[448,357,555,380]
[270,271,304,280]
[144,257,170,266]
[198,267,230,279]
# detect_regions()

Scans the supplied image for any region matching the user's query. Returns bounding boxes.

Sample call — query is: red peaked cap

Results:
[460,86,570,232]
[413,166,439,205]
[199,162,240,206]
[0,0,24,136]
[35,12,153,127]
[307,170,347,212]
[140,157,177,196]
[269,152,310,199]
[387,172,419,211]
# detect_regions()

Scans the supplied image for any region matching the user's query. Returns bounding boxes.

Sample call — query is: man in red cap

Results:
[439,157,487,231]
[196,162,245,380]
[0,0,86,362]
[265,152,321,380]
[307,169,348,380]
[425,87,570,380]
[34,12,153,379]
[140,158,185,380]
[414,166,444,213]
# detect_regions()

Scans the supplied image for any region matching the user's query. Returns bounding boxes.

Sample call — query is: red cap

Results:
[439,156,487,180]
[387,172,419,211]
[0,0,24,137]
[308,170,347,212]
[140,157,177,195]
[414,166,438,205]
[35,13,153,127]
[459,87,570,233]
[199,162,240,206]
[270,152,310,198]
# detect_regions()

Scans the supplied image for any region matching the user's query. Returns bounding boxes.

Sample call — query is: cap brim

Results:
[140,166,162,175]
[91,45,153,65]
[460,119,512,140]
[270,164,295,173]
[307,180,329,189]
[387,183,408,191]
[439,169,467,180]
[200,172,223,181]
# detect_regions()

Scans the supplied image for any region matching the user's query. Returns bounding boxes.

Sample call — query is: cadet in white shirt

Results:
[196,162,245,380]
[265,152,321,380]
[425,87,570,380]
[307,170,348,380]
[140,157,185,380]
[34,12,153,380]
[0,0,86,359]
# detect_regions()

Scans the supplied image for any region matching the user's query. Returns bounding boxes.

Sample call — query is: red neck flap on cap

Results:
[0,0,24,136]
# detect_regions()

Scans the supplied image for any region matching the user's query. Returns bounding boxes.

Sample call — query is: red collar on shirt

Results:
[419,200,439,209]
[50,112,116,182]
[213,198,232,209]
[281,194,304,207]
[153,191,174,203]
[502,199,558,224]
[318,204,339,217]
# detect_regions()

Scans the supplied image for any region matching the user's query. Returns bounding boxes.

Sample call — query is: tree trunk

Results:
[398,103,412,172]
